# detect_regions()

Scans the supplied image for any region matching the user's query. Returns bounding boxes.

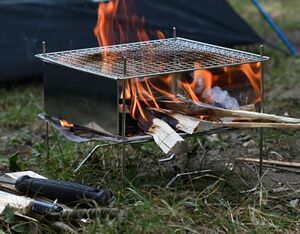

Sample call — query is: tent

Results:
[0,0,261,82]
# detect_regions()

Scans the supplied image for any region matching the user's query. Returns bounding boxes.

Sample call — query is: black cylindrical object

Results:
[15,175,112,205]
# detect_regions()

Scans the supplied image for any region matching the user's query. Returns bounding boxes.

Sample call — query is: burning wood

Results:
[149,108,202,134]
[162,96,300,124]
[136,109,187,154]
[194,119,300,131]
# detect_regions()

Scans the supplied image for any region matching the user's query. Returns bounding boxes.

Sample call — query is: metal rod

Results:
[158,154,176,163]
[73,128,234,173]
[42,41,46,55]
[259,44,264,178]
[166,170,211,189]
[45,122,50,168]
[49,124,64,164]
[173,27,177,39]
[121,57,127,187]
[74,143,117,173]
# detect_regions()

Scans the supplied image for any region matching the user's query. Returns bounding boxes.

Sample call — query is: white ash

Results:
[204,86,239,110]
[195,78,204,94]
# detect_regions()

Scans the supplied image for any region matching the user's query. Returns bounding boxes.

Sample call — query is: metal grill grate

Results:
[36,37,269,80]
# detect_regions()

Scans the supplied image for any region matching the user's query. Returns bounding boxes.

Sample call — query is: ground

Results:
[0,0,300,233]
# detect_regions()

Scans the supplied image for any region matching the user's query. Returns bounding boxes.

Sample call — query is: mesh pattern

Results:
[36,37,269,80]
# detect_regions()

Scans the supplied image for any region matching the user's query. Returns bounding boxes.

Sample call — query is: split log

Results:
[161,96,300,124]
[0,190,31,215]
[194,119,300,131]
[149,108,202,134]
[235,157,300,169]
[240,104,256,112]
[136,109,187,154]
[220,121,300,129]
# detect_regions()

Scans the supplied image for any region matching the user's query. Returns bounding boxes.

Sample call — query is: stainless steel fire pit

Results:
[36,37,269,137]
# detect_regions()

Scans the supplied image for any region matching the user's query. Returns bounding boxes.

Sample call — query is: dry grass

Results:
[1,1,300,233]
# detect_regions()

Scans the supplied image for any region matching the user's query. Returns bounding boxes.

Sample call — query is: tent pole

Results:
[251,0,298,56]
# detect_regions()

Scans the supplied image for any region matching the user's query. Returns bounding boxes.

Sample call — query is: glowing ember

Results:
[60,120,74,127]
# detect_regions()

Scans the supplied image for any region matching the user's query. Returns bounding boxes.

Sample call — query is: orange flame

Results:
[239,62,261,102]
[94,0,165,121]
[60,120,74,127]
[93,0,261,123]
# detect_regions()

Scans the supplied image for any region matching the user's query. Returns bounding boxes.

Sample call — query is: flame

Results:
[93,0,261,124]
[60,120,74,127]
[239,62,261,102]
[94,0,165,121]
[94,0,164,46]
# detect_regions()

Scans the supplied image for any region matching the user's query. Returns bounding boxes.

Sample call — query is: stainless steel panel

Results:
[44,63,119,135]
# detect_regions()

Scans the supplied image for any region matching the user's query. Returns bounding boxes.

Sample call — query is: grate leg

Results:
[45,122,50,168]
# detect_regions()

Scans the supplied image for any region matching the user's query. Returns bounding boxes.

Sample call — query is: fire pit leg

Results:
[259,45,265,178]
[259,45,265,206]
[74,144,102,173]
[165,170,211,189]
[45,122,50,166]
[121,59,127,188]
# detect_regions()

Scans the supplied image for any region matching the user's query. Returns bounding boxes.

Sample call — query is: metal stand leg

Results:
[74,142,121,173]
[45,122,50,168]
[49,124,64,161]
[121,58,127,188]
[259,129,264,177]
[121,143,126,189]
[166,170,211,189]
[259,45,265,206]
[74,144,102,173]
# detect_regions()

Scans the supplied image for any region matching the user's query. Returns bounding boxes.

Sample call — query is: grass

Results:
[1,1,300,233]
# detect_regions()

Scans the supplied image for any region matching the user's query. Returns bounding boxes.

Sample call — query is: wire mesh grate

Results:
[36,37,269,80]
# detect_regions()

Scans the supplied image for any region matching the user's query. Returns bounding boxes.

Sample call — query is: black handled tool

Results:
[0,175,112,205]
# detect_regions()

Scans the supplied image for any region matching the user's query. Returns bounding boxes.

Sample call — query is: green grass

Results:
[0,83,43,128]
[1,1,300,233]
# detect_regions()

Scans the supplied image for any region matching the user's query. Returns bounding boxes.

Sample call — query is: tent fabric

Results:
[0,0,261,82]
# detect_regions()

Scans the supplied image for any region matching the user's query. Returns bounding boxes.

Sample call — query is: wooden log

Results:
[161,97,300,124]
[235,157,300,169]
[0,190,31,215]
[240,104,256,112]
[219,121,300,129]
[136,109,187,154]
[149,108,202,134]
[195,119,300,132]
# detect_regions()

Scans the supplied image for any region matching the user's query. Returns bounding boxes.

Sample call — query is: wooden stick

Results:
[136,109,186,154]
[210,121,300,129]
[148,118,186,154]
[149,108,201,134]
[0,190,31,215]
[235,157,300,169]
[161,97,300,124]
[240,104,256,112]
[195,118,300,132]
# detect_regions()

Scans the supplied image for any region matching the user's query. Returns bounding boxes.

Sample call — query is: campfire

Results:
[36,0,300,154]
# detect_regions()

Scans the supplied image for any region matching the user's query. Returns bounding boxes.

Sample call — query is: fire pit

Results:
[36,36,269,142]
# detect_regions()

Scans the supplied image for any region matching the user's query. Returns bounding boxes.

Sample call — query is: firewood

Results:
[149,108,201,134]
[195,119,300,132]
[220,121,300,129]
[161,96,300,124]
[136,109,187,154]
[240,104,256,112]
[0,190,31,215]
[235,157,300,169]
